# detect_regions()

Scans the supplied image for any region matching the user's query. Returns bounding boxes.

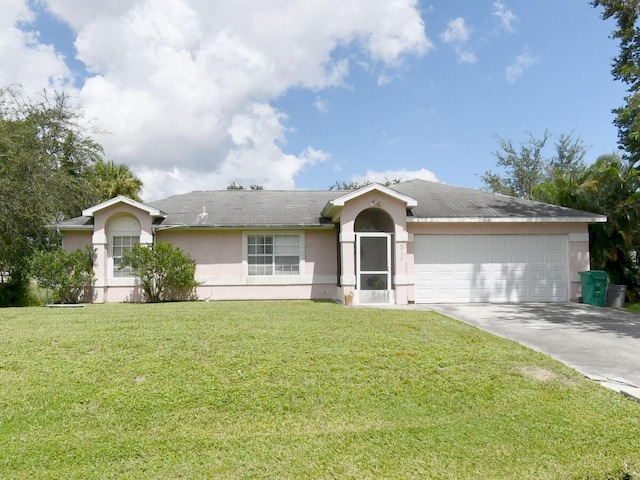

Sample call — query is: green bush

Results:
[122,242,198,303]
[29,246,95,304]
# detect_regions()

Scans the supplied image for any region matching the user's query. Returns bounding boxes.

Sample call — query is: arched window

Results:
[354,208,394,233]
[108,216,141,277]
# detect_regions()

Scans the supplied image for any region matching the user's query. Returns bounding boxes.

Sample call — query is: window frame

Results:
[112,235,140,277]
[107,215,142,282]
[244,231,305,279]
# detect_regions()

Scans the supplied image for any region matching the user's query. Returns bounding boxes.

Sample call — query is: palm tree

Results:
[86,160,143,202]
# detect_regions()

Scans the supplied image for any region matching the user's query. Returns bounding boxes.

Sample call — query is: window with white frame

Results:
[248,234,300,276]
[108,215,141,278]
[112,236,139,277]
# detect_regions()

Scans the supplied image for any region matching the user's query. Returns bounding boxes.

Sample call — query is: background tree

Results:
[481,131,550,199]
[328,178,401,190]
[226,183,264,190]
[29,246,95,304]
[534,152,640,297]
[583,154,640,290]
[593,0,640,165]
[122,242,198,303]
[481,131,587,200]
[0,86,103,305]
[85,159,143,202]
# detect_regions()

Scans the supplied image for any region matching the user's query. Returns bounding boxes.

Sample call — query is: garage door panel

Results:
[415,234,568,303]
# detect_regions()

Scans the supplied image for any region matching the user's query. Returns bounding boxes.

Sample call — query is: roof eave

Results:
[407,216,607,223]
[154,223,337,232]
[54,224,94,231]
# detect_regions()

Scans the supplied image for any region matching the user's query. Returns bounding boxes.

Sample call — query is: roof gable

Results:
[321,183,418,218]
[82,196,166,219]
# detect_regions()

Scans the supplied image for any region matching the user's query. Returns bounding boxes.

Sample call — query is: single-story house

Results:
[57,179,606,305]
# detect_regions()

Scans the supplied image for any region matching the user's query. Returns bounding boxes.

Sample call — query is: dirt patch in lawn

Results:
[517,366,577,386]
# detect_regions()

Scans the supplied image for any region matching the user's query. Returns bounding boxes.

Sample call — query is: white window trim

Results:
[108,216,141,283]
[242,231,306,284]
[112,235,140,278]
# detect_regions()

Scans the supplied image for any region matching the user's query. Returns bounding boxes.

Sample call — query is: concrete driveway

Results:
[424,303,640,399]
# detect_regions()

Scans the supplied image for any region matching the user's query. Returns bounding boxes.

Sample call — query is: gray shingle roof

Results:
[390,179,604,221]
[57,216,93,228]
[148,189,343,227]
[57,179,605,229]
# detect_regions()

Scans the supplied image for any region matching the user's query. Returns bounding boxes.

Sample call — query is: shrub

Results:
[29,245,95,304]
[122,242,198,303]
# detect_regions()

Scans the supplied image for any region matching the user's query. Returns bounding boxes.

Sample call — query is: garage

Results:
[414,234,569,303]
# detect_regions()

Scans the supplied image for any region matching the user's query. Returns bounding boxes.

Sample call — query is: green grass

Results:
[625,302,640,314]
[1,301,639,479]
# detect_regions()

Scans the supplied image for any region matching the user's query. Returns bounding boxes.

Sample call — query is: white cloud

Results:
[492,1,517,33]
[440,17,476,64]
[313,96,328,113]
[456,50,477,64]
[353,168,439,185]
[0,0,71,89]
[2,0,431,198]
[441,17,471,44]
[506,49,538,83]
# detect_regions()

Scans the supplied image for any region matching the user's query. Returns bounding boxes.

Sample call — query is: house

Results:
[57,179,606,305]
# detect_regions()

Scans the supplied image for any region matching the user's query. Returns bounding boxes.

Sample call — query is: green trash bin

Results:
[579,270,608,307]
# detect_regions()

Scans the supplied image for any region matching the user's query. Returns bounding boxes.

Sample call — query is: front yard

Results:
[0,301,639,479]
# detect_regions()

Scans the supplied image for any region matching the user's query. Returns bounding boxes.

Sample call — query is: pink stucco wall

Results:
[61,231,92,251]
[154,228,339,301]
[303,229,338,278]
[158,230,244,278]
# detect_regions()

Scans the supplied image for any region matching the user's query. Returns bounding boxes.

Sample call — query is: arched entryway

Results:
[355,208,394,304]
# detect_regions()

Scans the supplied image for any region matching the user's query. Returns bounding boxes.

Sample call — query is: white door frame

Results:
[355,232,392,303]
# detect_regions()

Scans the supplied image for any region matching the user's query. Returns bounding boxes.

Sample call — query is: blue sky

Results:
[1,0,626,200]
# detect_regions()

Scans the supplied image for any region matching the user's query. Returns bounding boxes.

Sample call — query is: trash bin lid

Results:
[579,270,608,279]
[590,271,609,280]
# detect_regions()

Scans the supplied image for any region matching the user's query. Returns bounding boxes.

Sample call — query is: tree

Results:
[85,159,143,202]
[593,0,640,165]
[481,131,588,200]
[29,246,95,304]
[122,242,198,303]
[535,153,640,296]
[0,86,103,306]
[579,154,640,290]
[328,178,401,190]
[226,182,264,190]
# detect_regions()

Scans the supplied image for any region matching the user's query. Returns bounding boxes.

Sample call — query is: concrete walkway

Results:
[415,303,640,400]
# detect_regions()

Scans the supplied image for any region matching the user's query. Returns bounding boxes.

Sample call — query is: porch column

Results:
[393,231,412,305]
[339,231,356,295]
[92,233,107,303]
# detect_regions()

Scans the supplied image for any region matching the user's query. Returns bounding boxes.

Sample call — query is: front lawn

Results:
[0,301,638,479]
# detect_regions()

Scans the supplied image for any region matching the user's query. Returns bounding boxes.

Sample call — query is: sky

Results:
[1,0,628,201]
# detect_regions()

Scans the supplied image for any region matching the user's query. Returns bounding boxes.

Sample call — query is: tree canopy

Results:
[0,87,104,305]
[85,159,143,202]
[0,86,143,305]
[481,131,587,200]
[122,242,198,303]
[328,179,401,190]
[593,0,640,164]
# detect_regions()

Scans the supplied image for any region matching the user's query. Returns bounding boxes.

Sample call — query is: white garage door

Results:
[414,234,568,303]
